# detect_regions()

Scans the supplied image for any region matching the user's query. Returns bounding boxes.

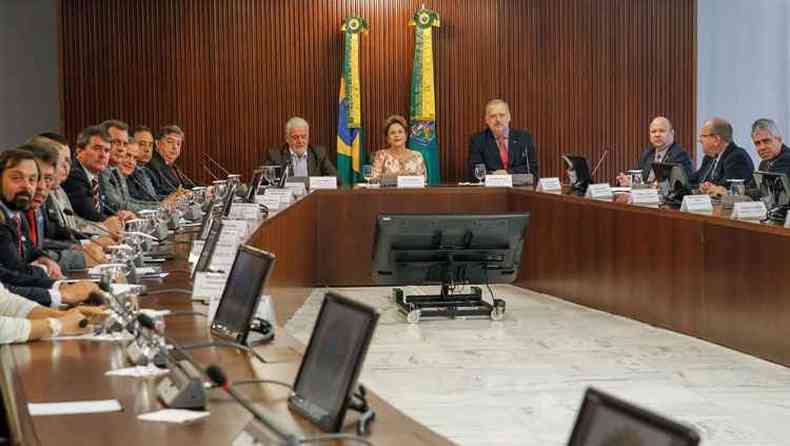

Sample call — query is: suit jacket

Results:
[127,166,160,201]
[689,141,754,188]
[0,203,53,292]
[261,145,338,177]
[101,167,159,213]
[147,151,196,195]
[468,128,539,181]
[60,159,112,222]
[635,142,694,181]
[37,205,86,272]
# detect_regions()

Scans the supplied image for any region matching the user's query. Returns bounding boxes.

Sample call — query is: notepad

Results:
[138,409,210,424]
[106,366,169,378]
[28,399,123,416]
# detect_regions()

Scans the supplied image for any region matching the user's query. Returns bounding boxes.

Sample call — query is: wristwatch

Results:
[47,318,63,337]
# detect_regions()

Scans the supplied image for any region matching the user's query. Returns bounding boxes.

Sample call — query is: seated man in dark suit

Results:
[616,116,694,186]
[61,125,135,222]
[130,125,162,198]
[689,117,754,195]
[146,125,197,195]
[705,118,790,199]
[261,117,338,178]
[468,99,538,181]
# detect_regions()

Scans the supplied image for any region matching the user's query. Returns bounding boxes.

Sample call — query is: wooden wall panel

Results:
[60,0,695,184]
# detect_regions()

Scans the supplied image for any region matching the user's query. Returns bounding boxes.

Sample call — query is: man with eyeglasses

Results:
[689,117,754,195]
[147,125,196,195]
[61,125,135,222]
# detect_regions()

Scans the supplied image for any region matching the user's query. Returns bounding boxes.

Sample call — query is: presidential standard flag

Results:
[336,15,368,186]
[408,7,441,185]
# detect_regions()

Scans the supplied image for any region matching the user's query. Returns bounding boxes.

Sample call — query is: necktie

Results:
[12,216,23,257]
[705,156,720,182]
[648,152,663,183]
[26,210,37,248]
[496,136,509,169]
[91,178,100,213]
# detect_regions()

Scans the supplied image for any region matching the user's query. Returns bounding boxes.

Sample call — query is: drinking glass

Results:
[474,164,487,183]
[362,165,374,184]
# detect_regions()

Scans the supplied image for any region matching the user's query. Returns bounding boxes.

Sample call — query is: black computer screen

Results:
[247,168,264,202]
[192,219,223,279]
[210,245,275,343]
[568,388,700,446]
[290,292,379,432]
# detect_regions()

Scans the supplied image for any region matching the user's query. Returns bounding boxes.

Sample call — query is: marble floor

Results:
[283,285,790,446]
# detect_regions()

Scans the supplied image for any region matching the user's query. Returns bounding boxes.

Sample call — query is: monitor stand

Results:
[392,283,506,324]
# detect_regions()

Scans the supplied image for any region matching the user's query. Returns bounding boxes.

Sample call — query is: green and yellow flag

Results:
[408,7,441,185]
[336,15,368,186]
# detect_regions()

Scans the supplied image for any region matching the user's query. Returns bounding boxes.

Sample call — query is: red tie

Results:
[496,136,509,168]
[25,210,37,248]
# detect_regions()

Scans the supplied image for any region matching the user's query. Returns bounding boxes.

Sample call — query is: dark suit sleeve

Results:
[723,150,755,183]
[0,264,55,289]
[316,146,338,176]
[0,224,47,278]
[5,285,52,307]
[509,132,539,178]
[675,150,695,178]
[61,169,104,222]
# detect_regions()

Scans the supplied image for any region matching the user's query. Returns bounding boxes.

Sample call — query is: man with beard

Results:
[0,149,96,307]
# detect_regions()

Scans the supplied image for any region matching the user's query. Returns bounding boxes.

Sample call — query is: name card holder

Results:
[283,182,306,197]
[484,175,513,188]
[188,240,205,266]
[264,188,295,204]
[309,176,338,190]
[397,176,426,188]
[193,271,228,303]
[680,195,714,214]
[536,177,562,194]
[228,203,261,222]
[255,194,281,211]
[585,183,614,200]
[785,213,790,228]
[630,189,660,208]
[731,201,767,221]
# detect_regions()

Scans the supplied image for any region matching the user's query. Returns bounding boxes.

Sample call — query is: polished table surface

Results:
[3,186,790,445]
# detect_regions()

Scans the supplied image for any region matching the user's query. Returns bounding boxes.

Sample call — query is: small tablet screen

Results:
[289,292,379,432]
[210,246,275,343]
[192,219,223,279]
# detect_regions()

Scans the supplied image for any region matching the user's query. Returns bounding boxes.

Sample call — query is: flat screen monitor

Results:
[289,292,379,433]
[192,218,223,279]
[371,213,530,286]
[568,387,700,446]
[561,155,592,193]
[221,181,240,217]
[247,168,264,202]
[652,162,690,205]
[197,199,217,241]
[209,245,276,344]
[753,170,790,209]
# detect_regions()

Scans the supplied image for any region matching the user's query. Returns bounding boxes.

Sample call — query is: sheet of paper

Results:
[28,399,123,416]
[106,366,169,378]
[138,409,210,424]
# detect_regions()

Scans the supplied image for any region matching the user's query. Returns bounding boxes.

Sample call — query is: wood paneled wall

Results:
[60,0,695,184]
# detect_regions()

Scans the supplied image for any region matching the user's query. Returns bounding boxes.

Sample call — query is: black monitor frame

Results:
[754,170,790,209]
[568,387,700,446]
[197,199,218,241]
[247,167,265,203]
[561,155,592,194]
[221,181,240,217]
[209,245,276,344]
[288,292,379,433]
[192,218,223,280]
[652,162,691,207]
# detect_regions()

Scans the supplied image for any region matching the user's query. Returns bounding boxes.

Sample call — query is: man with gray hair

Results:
[468,99,538,181]
[260,117,337,178]
[705,118,790,198]
[690,117,754,195]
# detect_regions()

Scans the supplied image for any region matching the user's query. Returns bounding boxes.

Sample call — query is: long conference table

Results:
[2,186,790,445]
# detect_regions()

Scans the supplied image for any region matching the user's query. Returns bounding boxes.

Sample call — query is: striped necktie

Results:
[90,178,100,213]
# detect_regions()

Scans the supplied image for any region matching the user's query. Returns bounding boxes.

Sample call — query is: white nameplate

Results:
[255,294,277,327]
[731,201,767,221]
[397,175,426,188]
[209,242,239,273]
[228,203,261,222]
[192,272,228,302]
[484,174,513,188]
[264,188,294,204]
[585,183,613,200]
[283,182,306,197]
[680,195,714,214]
[188,240,204,266]
[222,219,250,236]
[536,177,562,193]
[255,195,281,210]
[630,189,660,207]
[309,176,338,190]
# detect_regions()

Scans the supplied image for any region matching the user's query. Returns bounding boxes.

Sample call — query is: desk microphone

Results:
[205,154,231,177]
[590,148,610,181]
[203,164,220,181]
[62,209,119,238]
[206,365,300,446]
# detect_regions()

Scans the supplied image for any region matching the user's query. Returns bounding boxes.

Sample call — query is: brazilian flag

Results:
[408,8,441,185]
[336,16,368,186]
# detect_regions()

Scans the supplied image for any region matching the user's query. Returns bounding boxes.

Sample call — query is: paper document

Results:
[106,366,169,378]
[138,409,210,424]
[28,399,123,416]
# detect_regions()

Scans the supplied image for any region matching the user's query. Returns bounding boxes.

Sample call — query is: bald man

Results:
[690,117,754,195]
[616,117,694,186]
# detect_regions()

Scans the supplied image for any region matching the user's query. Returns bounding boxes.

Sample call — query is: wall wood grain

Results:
[60,0,695,184]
